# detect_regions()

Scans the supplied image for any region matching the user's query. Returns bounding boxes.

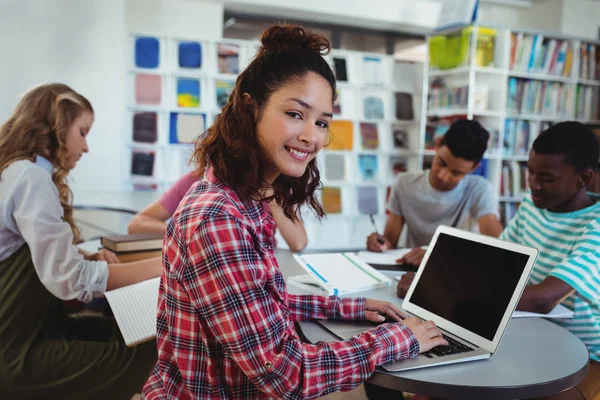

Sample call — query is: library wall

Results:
[560,0,600,40]
[125,0,224,40]
[0,0,127,193]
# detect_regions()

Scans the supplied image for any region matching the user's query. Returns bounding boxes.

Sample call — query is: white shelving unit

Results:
[424,25,600,225]
[125,34,425,250]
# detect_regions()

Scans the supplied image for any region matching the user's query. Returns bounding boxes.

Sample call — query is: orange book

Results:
[564,47,573,77]
[327,120,354,150]
[321,187,342,214]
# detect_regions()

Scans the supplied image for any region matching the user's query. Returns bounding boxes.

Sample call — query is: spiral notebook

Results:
[104,277,160,347]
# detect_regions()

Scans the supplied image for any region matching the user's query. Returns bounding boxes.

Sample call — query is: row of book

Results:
[335,91,414,121]
[322,153,409,183]
[500,161,528,198]
[502,120,552,156]
[428,81,469,110]
[327,120,417,151]
[507,78,573,116]
[321,186,385,215]
[579,43,600,81]
[500,202,520,227]
[575,85,600,121]
[134,73,235,109]
[135,36,241,74]
[510,34,573,76]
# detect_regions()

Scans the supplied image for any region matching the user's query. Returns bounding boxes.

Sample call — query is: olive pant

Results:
[0,245,156,400]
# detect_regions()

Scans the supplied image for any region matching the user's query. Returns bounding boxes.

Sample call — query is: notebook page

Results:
[357,249,412,265]
[104,277,160,346]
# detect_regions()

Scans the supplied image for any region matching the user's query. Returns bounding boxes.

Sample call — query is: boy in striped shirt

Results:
[499,121,600,399]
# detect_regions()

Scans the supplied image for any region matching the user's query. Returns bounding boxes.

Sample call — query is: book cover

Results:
[360,122,379,150]
[324,153,346,181]
[363,56,384,86]
[169,112,206,144]
[322,187,342,214]
[178,41,202,69]
[392,124,410,149]
[216,80,235,108]
[333,89,342,115]
[133,112,157,143]
[131,150,155,177]
[357,186,378,215]
[135,36,160,69]
[115,250,162,263]
[177,78,200,108]
[363,96,384,120]
[333,57,348,81]
[328,120,354,150]
[101,232,164,252]
[389,155,408,177]
[395,92,414,120]
[358,155,378,181]
[217,43,240,74]
[135,74,162,105]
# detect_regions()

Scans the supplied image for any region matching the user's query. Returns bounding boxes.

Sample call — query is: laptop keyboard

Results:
[422,334,475,358]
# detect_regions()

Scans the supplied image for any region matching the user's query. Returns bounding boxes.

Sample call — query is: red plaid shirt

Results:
[142,168,419,399]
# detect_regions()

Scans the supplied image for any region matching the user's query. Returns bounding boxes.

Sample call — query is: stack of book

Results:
[510,33,573,76]
[100,233,163,262]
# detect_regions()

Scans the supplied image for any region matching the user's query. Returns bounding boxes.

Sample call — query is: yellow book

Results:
[327,120,354,150]
[564,47,573,77]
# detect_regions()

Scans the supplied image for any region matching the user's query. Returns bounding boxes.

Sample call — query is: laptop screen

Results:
[409,232,530,341]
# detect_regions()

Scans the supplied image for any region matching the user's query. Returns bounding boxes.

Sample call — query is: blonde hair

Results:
[0,83,94,243]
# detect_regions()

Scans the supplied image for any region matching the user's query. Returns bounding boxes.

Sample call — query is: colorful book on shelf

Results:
[178,41,202,69]
[131,150,155,177]
[358,155,378,181]
[169,112,206,144]
[133,112,158,143]
[333,57,348,82]
[392,124,410,149]
[176,78,200,108]
[395,92,414,120]
[389,156,408,177]
[135,74,162,105]
[216,80,235,108]
[321,187,342,214]
[363,96,384,120]
[324,153,346,181]
[327,120,353,150]
[359,122,379,149]
[135,36,160,69]
[217,43,240,74]
[104,277,160,347]
[357,186,378,215]
[333,88,342,115]
[363,56,383,86]
[292,253,391,296]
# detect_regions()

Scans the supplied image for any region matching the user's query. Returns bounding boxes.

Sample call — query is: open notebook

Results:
[104,277,160,347]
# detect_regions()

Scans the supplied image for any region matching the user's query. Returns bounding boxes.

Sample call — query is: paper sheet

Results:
[512,303,574,319]
[104,277,160,346]
[357,249,413,265]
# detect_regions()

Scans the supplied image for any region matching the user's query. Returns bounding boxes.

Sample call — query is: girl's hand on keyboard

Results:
[364,299,407,323]
[402,318,449,353]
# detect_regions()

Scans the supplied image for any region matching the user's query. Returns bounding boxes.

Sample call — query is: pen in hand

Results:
[369,214,387,251]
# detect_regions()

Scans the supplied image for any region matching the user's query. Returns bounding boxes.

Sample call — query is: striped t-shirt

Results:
[500,195,600,361]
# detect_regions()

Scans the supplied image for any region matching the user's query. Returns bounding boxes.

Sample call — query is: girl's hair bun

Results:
[260,25,330,56]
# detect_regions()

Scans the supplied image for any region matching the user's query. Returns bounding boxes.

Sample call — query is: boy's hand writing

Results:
[366,233,392,252]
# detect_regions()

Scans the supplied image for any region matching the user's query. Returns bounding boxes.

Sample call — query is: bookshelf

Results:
[425,26,600,225]
[125,34,425,250]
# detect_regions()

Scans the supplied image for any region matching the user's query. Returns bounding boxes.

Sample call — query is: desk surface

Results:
[73,190,160,213]
[274,251,590,400]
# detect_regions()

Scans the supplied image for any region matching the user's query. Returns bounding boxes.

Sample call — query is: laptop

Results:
[319,225,538,372]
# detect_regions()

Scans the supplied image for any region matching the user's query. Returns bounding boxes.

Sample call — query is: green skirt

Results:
[0,245,156,400]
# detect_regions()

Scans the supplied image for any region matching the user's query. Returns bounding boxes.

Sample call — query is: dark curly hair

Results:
[192,25,336,221]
